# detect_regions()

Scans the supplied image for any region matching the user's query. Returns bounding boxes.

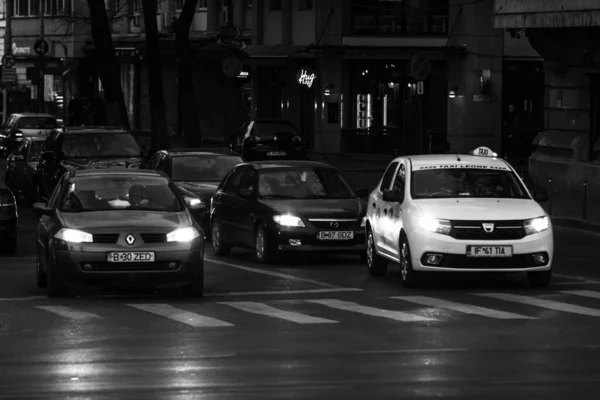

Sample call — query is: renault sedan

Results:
[33,169,205,297]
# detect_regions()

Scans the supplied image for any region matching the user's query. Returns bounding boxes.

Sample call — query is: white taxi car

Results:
[364,147,553,288]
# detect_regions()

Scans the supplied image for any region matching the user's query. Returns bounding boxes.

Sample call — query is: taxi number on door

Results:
[318,231,354,240]
[466,246,512,257]
[106,251,156,263]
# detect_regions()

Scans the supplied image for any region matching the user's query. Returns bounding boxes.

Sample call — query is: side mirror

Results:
[238,187,253,197]
[14,155,24,161]
[532,190,549,203]
[355,188,369,198]
[33,202,52,216]
[382,189,403,203]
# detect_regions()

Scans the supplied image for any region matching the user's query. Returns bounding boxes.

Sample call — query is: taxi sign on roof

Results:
[415,164,509,171]
[470,146,497,157]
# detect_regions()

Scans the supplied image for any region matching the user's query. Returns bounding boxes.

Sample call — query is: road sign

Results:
[1,55,16,68]
[2,68,17,83]
[33,39,49,56]
[217,37,247,51]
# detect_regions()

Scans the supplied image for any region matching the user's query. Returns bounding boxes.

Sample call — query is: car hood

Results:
[174,181,219,201]
[261,198,365,219]
[60,157,143,170]
[59,210,192,230]
[413,198,546,220]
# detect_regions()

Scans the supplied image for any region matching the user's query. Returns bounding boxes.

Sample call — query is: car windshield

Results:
[60,175,184,212]
[411,168,529,199]
[257,168,354,199]
[172,155,243,182]
[29,141,44,161]
[17,117,56,129]
[61,133,141,158]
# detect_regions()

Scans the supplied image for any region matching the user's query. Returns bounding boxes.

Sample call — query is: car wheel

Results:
[366,229,387,276]
[36,252,47,288]
[399,234,419,288]
[211,219,231,256]
[255,223,276,264]
[183,272,204,297]
[527,269,552,287]
[46,261,68,297]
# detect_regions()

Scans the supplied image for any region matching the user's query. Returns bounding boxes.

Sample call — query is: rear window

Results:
[17,117,57,129]
[254,122,296,137]
[61,132,141,158]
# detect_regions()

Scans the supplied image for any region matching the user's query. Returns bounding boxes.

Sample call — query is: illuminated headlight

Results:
[417,217,451,235]
[524,216,549,235]
[167,227,200,243]
[273,214,305,228]
[184,196,202,207]
[54,228,93,243]
[360,217,366,227]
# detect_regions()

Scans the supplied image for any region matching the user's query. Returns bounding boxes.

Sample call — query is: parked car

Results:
[0,113,57,154]
[32,168,205,297]
[5,136,46,205]
[210,160,369,264]
[230,119,307,161]
[145,148,244,237]
[34,126,148,202]
[0,181,18,254]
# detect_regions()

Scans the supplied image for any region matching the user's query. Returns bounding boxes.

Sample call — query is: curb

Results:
[551,217,600,235]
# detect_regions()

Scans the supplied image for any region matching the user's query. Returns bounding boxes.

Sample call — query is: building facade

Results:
[244,0,541,156]
[494,0,600,223]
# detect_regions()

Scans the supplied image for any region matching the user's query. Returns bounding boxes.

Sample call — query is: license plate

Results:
[466,246,512,257]
[267,151,286,156]
[318,231,354,240]
[106,251,155,263]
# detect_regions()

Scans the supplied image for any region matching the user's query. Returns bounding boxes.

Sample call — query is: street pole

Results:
[38,0,45,113]
[3,0,13,123]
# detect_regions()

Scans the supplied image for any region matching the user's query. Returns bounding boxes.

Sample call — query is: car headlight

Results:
[417,216,452,235]
[273,214,305,228]
[524,216,549,235]
[360,217,366,227]
[167,227,200,243]
[54,228,93,243]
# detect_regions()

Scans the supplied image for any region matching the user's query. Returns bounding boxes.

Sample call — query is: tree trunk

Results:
[142,0,170,150]
[175,0,202,148]
[87,0,130,129]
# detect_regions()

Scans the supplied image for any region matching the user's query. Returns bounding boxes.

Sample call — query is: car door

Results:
[230,166,258,247]
[384,161,407,259]
[37,174,68,270]
[370,161,399,257]
[217,167,245,242]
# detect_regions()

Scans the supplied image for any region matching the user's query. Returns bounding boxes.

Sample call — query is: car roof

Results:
[71,168,163,178]
[62,126,130,133]
[164,148,242,157]
[244,160,333,169]
[403,154,511,169]
[12,113,56,118]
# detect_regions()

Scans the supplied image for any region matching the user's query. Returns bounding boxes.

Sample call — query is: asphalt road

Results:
[2,163,600,399]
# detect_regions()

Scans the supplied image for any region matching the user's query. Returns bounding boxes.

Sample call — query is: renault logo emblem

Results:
[330,222,339,228]
[125,234,136,245]
[482,223,495,233]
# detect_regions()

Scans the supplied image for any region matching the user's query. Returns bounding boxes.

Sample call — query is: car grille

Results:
[79,261,180,272]
[141,233,167,243]
[450,220,526,240]
[309,220,358,230]
[93,234,119,244]
[435,254,534,269]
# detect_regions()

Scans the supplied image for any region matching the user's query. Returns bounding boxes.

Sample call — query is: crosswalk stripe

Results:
[391,296,536,320]
[475,293,600,317]
[560,290,600,300]
[306,299,437,322]
[35,305,102,320]
[128,304,233,328]
[219,302,338,324]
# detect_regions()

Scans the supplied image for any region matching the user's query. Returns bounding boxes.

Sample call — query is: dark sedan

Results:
[144,148,244,237]
[33,169,205,297]
[231,120,307,161]
[0,182,18,254]
[210,161,368,264]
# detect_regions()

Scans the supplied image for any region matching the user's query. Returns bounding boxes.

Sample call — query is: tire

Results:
[366,229,387,276]
[399,234,419,288]
[528,269,552,287]
[46,260,68,297]
[211,218,231,256]
[182,272,204,297]
[255,223,276,264]
[36,252,47,288]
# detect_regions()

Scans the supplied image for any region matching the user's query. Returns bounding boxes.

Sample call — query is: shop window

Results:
[269,0,282,11]
[299,0,313,11]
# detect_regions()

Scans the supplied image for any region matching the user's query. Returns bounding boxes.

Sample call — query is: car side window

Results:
[224,168,244,193]
[48,175,67,208]
[379,162,399,192]
[238,167,257,193]
[392,163,406,194]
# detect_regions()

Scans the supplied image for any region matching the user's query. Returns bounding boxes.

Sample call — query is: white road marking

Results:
[206,258,340,288]
[554,273,600,284]
[475,293,600,317]
[306,299,437,322]
[35,305,102,320]
[206,288,363,297]
[391,296,536,320]
[560,290,600,300]
[0,296,47,301]
[128,304,233,328]
[219,301,338,324]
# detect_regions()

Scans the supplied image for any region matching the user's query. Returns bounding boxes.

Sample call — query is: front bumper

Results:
[52,238,204,288]
[409,228,553,273]
[269,225,366,253]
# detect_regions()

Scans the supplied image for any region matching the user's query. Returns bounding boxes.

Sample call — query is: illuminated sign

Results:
[297,68,316,88]
[237,71,249,78]
[12,42,31,55]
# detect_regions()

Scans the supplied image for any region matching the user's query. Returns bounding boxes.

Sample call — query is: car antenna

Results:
[456,154,461,161]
